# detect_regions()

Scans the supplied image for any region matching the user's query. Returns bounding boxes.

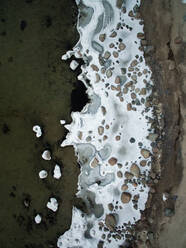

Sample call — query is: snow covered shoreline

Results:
[58,0,155,247]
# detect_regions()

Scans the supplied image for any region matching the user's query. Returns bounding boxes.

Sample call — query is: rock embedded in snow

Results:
[141,149,151,159]
[33,125,42,138]
[130,163,140,178]
[98,126,104,135]
[104,51,111,59]
[105,214,117,231]
[39,170,48,179]
[118,42,126,50]
[53,165,62,179]
[47,198,58,212]
[121,192,131,204]
[35,214,42,224]
[99,33,106,42]
[42,150,51,160]
[70,60,79,70]
[108,157,117,166]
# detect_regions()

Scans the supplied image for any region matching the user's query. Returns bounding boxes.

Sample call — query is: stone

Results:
[104,51,111,59]
[98,126,104,135]
[125,171,133,180]
[117,171,123,178]
[137,32,145,39]
[119,42,126,50]
[140,88,146,95]
[95,73,100,83]
[99,33,106,42]
[106,69,112,78]
[121,192,131,204]
[140,160,147,167]
[109,43,114,48]
[110,31,117,38]
[101,106,106,115]
[130,60,138,67]
[91,64,99,71]
[121,184,128,191]
[147,133,158,142]
[164,208,175,217]
[113,51,119,58]
[127,103,132,111]
[108,157,117,166]
[105,214,117,231]
[108,203,114,211]
[130,163,140,178]
[116,0,123,9]
[141,149,151,159]
[115,76,121,84]
[90,157,99,168]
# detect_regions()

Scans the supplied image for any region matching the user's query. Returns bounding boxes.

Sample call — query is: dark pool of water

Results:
[0,0,81,247]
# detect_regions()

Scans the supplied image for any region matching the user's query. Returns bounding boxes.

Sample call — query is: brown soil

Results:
[135,0,186,247]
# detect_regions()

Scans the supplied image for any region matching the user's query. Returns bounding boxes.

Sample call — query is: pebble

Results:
[105,214,117,231]
[90,157,99,168]
[127,103,132,111]
[117,171,123,178]
[104,51,111,59]
[140,88,146,95]
[91,64,99,71]
[106,69,112,78]
[99,33,106,42]
[108,157,117,166]
[109,43,115,48]
[164,208,175,217]
[95,73,100,83]
[140,160,147,167]
[119,42,126,50]
[125,171,133,180]
[115,76,121,84]
[137,32,145,39]
[121,192,131,204]
[147,133,158,142]
[113,51,119,58]
[101,106,106,115]
[141,149,150,159]
[121,184,128,191]
[108,203,114,211]
[98,126,104,135]
[130,60,138,67]
[116,0,123,9]
[130,164,140,178]
[110,31,117,38]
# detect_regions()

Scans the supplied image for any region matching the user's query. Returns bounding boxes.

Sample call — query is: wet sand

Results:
[0,0,80,247]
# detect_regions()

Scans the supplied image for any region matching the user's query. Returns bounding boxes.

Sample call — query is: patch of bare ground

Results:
[128,0,186,247]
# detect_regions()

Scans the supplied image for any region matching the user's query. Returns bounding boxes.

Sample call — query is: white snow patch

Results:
[60,120,66,125]
[33,125,42,138]
[35,214,42,224]
[42,150,51,160]
[39,170,48,179]
[70,60,79,70]
[53,165,62,179]
[47,198,58,212]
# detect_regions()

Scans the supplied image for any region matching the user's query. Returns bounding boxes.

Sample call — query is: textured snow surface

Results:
[58,0,155,247]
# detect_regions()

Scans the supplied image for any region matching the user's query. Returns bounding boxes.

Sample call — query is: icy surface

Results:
[53,165,62,179]
[39,170,48,179]
[33,125,42,138]
[58,0,155,247]
[47,198,58,212]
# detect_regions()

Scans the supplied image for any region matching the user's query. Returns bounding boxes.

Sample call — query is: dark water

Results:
[0,0,81,247]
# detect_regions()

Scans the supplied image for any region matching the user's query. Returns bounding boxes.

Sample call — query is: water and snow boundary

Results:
[57,0,158,247]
